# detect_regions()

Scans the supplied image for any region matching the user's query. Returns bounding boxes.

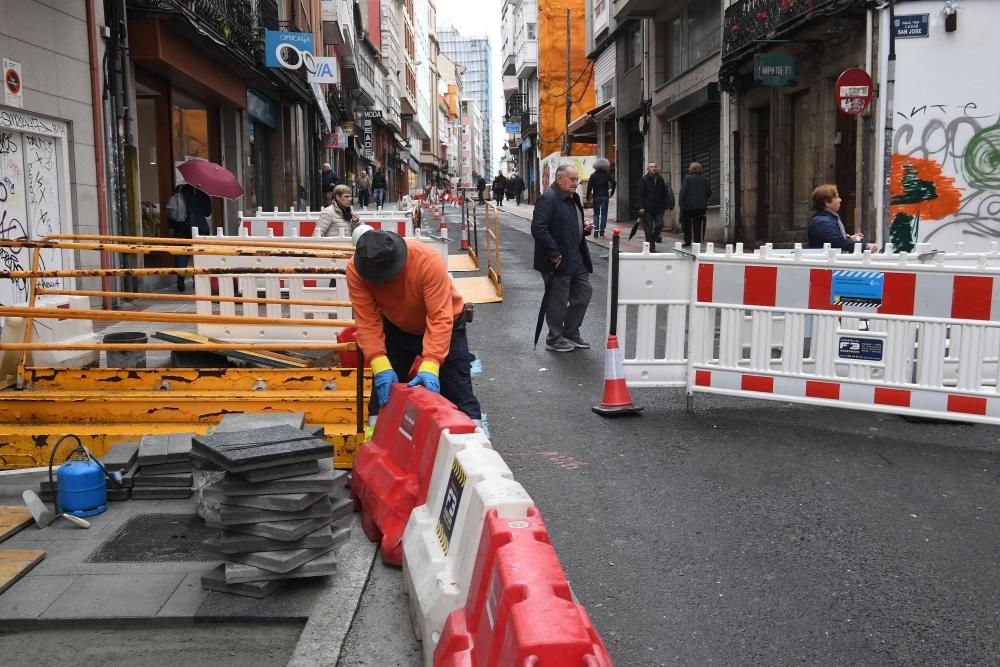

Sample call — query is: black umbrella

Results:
[533,272,554,349]
[628,217,642,241]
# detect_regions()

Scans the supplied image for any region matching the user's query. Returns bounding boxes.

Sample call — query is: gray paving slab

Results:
[214,412,307,432]
[214,490,327,512]
[235,460,321,483]
[165,432,194,463]
[41,573,186,619]
[195,574,322,619]
[131,487,193,499]
[216,497,331,525]
[137,434,169,465]
[217,458,344,495]
[191,451,223,471]
[0,574,77,620]
[137,461,192,475]
[206,526,335,554]
[132,472,193,487]
[156,571,212,618]
[224,551,338,584]
[199,564,287,599]
[329,496,354,522]
[193,426,331,473]
[227,543,336,574]
[212,515,332,542]
[101,441,139,471]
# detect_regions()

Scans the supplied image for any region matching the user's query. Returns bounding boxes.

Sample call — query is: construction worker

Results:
[346,226,482,422]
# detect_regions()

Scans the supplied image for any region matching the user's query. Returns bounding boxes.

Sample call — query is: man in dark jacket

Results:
[476,175,487,204]
[679,161,712,246]
[585,158,616,237]
[322,163,340,205]
[173,183,212,292]
[531,164,594,353]
[371,169,388,208]
[491,171,508,207]
[510,173,526,205]
[636,162,674,252]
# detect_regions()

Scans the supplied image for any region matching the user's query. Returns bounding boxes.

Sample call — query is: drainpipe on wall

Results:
[86,0,113,310]
[880,0,896,248]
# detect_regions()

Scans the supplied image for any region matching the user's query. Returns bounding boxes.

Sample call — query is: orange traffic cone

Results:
[592,334,642,416]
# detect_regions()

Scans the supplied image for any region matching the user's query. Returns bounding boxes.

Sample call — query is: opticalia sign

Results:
[264,31,315,70]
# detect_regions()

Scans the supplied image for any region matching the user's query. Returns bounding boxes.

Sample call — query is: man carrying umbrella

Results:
[346,226,482,422]
[531,164,593,353]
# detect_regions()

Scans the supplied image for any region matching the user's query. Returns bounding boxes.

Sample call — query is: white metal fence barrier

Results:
[607,236,1000,424]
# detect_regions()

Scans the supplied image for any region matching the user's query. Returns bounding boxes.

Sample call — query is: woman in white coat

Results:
[317,184,360,236]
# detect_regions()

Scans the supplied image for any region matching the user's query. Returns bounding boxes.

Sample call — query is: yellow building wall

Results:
[538,0,596,158]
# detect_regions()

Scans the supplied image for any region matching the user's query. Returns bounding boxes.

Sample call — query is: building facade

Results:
[439,28,494,175]
[460,98,484,188]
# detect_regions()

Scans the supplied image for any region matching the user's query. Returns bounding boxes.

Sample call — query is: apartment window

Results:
[624,24,641,71]
[661,0,721,82]
[526,23,537,40]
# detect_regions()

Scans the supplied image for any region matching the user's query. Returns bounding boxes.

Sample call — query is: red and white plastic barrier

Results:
[434,508,613,666]
[353,385,478,565]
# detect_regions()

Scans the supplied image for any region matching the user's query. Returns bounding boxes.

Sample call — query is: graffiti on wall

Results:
[891,102,1000,251]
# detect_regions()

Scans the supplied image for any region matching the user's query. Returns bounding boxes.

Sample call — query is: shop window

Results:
[171,90,209,164]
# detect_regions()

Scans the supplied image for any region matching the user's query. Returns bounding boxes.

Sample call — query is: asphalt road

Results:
[455,207,1000,665]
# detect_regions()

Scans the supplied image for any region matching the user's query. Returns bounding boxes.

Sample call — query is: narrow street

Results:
[339,207,1000,665]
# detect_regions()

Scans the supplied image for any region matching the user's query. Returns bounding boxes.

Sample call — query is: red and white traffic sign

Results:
[835,68,873,115]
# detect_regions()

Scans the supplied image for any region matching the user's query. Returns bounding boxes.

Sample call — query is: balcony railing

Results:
[132,0,275,60]
[723,0,854,61]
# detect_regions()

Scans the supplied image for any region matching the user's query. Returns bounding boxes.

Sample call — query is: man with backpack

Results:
[166,183,212,292]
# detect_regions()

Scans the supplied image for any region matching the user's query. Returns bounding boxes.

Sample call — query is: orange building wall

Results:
[537,0,595,158]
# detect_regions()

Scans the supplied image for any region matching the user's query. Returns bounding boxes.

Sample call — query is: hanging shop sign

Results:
[754,53,797,87]
[363,120,373,160]
[247,90,278,128]
[3,58,23,108]
[265,31,315,69]
[308,57,339,84]
[835,68,874,116]
[358,110,383,120]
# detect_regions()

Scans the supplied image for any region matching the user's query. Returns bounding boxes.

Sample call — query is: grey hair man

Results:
[530,164,594,353]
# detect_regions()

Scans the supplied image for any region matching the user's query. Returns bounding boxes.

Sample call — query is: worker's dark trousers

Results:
[369,315,482,420]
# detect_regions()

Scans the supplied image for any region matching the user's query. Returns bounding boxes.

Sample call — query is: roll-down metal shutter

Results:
[679,104,721,206]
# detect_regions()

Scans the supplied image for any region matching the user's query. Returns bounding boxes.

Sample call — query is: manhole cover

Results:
[87,513,217,563]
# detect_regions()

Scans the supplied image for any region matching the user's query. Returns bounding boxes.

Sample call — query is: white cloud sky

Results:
[436,0,505,172]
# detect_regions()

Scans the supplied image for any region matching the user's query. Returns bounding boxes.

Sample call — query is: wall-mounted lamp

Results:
[942,0,959,32]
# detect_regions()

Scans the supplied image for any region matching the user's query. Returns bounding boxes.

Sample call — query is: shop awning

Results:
[393,132,407,149]
[567,101,614,142]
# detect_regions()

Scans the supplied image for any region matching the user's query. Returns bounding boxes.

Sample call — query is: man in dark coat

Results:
[510,173,526,205]
[491,171,508,207]
[172,183,212,292]
[371,169,388,208]
[678,161,712,246]
[531,164,594,353]
[585,158,616,237]
[321,163,340,205]
[476,175,487,204]
[636,162,674,252]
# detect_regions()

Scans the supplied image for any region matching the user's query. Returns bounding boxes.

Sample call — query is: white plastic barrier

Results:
[0,295,98,369]
[191,231,352,343]
[401,430,534,665]
[239,208,415,239]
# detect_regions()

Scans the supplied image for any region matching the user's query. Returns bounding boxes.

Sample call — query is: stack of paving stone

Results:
[39,440,139,502]
[131,433,195,499]
[194,419,352,598]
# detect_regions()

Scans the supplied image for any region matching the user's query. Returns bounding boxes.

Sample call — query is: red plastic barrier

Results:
[352,385,476,565]
[434,508,613,666]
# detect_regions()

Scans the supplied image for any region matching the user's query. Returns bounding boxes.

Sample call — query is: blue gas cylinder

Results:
[57,455,107,518]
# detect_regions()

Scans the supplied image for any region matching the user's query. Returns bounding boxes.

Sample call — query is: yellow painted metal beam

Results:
[0,266,346,280]
[41,233,353,252]
[0,239,353,260]
[38,288,352,309]
[0,307,354,329]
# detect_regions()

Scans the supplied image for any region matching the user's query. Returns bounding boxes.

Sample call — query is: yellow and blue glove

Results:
[407,360,441,393]
[371,356,398,407]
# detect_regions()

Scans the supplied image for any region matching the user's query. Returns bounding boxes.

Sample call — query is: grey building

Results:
[438,28,494,175]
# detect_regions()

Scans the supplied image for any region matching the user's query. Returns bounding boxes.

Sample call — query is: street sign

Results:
[308,57,339,84]
[754,53,797,87]
[3,59,23,108]
[835,68,873,115]
[893,14,929,38]
[504,121,521,135]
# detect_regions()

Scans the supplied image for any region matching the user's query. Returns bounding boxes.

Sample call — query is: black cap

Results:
[354,230,407,283]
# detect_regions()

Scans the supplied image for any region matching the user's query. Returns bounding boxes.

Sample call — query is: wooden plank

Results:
[452,276,503,304]
[0,506,34,543]
[0,550,45,595]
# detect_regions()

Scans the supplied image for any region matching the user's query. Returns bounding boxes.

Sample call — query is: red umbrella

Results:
[177,159,244,199]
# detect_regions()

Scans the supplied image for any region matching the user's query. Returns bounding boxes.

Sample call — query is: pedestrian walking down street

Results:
[679,161,712,247]
[531,164,594,353]
[636,162,674,252]
[586,157,616,237]
[322,163,340,205]
[492,171,508,207]
[477,175,487,205]
[510,172,526,205]
[346,227,482,422]
[371,168,388,209]
[807,184,874,252]
[169,183,212,292]
[356,169,372,208]
[317,184,361,236]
